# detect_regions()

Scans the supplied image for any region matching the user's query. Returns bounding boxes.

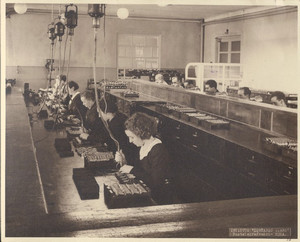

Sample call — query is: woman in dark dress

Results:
[80,90,108,144]
[115,112,175,204]
[67,81,87,120]
[99,99,138,162]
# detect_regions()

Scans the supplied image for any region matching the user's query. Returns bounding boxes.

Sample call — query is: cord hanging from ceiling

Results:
[88,4,120,152]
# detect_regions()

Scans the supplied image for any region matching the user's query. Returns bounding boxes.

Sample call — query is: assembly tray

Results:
[104,180,152,209]
[190,115,217,126]
[202,119,230,130]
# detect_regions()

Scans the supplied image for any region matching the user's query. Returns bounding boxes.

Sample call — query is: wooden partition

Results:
[128,79,297,138]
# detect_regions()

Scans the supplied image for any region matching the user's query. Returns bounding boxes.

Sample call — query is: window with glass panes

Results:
[118,34,161,69]
[216,36,241,64]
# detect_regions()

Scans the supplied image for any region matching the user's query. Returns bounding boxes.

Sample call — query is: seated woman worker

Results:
[80,90,109,145]
[67,81,87,120]
[115,112,175,204]
[99,99,138,163]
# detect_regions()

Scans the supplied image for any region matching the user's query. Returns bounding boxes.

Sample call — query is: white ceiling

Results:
[7,3,259,20]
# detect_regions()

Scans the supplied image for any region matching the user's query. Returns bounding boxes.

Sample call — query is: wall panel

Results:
[6,12,201,89]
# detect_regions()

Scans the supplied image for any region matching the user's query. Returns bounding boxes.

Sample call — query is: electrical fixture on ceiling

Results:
[117,8,129,19]
[14,3,27,14]
[88,4,105,28]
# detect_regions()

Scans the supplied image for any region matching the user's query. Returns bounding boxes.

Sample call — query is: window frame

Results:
[117,33,161,70]
[215,35,241,64]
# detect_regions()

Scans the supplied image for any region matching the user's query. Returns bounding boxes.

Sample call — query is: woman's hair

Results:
[125,112,158,140]
[270,91,287,104]
[81,90,96,102]
[60,75,67,82]
[68,80,79,91]
[239,87,251,97]
[206,79,217,89]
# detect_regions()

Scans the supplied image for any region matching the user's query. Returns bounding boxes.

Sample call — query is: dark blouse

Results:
[84,103,108,144]
[106,112,139,163]
[68,93,87,121]
[105,112,127,152]
[130,143,172,203]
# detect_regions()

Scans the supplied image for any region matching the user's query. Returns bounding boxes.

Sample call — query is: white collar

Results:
[139,137,162,160]
[71,91,80,101]
[69,92,80,106]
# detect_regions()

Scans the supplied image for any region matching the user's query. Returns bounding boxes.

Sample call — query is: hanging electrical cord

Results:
[52,38,57,82]
[50,44,55,86]
[103,9,106,83]
[59,36,62,77]
[58,5,62,77]
[90,7,120,152]
[102,8,108,113]
[63,3,78,97]
[62,29,69,75]
[65,34,73,96]
[75,105,84,129]
[66,34,72,78]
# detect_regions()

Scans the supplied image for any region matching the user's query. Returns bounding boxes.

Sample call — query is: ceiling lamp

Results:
[117,8,129,20]
[14,3,27,14]
[88,4,105,28]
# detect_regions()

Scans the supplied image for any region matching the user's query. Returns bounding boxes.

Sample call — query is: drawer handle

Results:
[283,175,294,181]
[247,159,257,164]
[192,132,198,137]
[176,126,181,130]
[283,190,291,195]
[192,145,198,149]
[175,136,180,140]
[247,172,256,177]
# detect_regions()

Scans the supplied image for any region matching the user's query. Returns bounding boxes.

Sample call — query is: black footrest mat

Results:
[58,150,74,158]
[54,138,71,152]
[72,168,99,200]
[44,119,54,129]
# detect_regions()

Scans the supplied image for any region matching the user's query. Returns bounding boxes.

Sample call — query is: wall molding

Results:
[204,6,297,25]
[6,7,202,23]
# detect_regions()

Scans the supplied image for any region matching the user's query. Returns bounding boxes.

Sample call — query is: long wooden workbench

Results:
[127,79,297,138]
[5,89,297,238]
[106,87,297,199]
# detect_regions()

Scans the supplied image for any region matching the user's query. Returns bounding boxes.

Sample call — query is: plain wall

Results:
[203,11,298,93]
[6,12,201,91]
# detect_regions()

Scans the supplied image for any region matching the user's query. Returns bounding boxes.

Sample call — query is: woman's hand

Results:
[82,126,88,133]
[67,114,76,120]
[80,133,89,140]
[115,150,126,166]
[119,165,133,173]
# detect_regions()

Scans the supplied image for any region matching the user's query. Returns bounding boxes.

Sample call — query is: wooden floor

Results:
[4,89,298,238]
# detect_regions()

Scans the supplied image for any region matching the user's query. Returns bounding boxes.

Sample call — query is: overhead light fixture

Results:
[54,19,65,41]
[65,4,78,35]
[88,4,105,28]
[14,3,27,14]
[117,8,129,20]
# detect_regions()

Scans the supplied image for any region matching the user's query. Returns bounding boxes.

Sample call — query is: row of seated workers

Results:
[51,75,177,205]
[49,74,289,204]
[155,73,290,107]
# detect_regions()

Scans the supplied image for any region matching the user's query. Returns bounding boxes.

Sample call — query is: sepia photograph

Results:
[2,0,299,240]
